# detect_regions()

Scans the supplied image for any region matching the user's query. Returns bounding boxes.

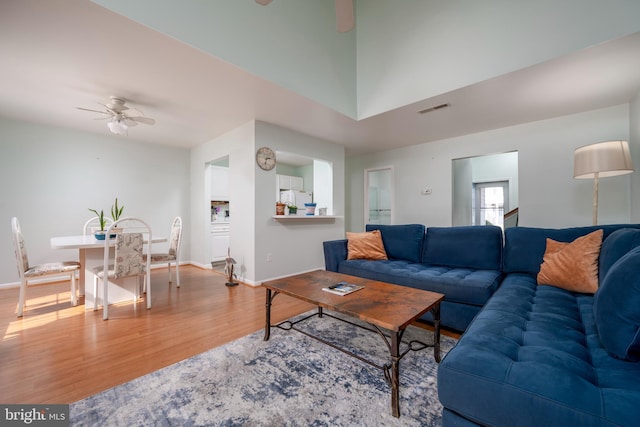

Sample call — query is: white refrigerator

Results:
[280,190,313,208]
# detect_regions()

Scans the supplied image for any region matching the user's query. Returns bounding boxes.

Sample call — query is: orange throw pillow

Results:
[537,229,603,293]
[346,230,388,260]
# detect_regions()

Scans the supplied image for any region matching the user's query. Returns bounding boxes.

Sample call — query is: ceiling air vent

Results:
[417,103,450,114]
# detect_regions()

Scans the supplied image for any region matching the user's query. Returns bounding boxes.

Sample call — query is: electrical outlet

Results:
[422,189,432,195]
[267,253,272,262]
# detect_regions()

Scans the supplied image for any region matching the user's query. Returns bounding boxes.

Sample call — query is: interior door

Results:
[365,167,393,225]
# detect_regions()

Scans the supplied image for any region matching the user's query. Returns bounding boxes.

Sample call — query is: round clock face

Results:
[256,147,276,171]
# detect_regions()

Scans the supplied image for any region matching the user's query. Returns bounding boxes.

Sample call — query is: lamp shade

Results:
[574,140,634,179]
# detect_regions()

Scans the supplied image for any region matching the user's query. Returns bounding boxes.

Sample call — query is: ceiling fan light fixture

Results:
[107,117,128,135]
[78,97,155,135]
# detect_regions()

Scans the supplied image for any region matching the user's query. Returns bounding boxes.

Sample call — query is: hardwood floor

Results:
[1,265,457,405]
[0,266,315,404]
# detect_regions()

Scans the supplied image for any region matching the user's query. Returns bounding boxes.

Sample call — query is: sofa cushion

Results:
[365,224,425,263]
[438,273,640,427]
[537,229,603,293]
[503,224,640,275]
[599,228,640,284]
[423,225,503,270]
[593,246,640,361]
[338,259,502,306]
[346,230,388,260]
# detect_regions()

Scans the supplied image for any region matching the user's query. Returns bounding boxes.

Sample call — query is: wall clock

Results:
[256,146,276,171]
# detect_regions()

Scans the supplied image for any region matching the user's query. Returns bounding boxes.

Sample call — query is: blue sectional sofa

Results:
[323,224,504,332]
[439,225,640,427]
[325,223,640,426]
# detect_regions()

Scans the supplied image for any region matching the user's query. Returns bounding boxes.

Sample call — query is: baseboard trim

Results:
[0,264,324,290]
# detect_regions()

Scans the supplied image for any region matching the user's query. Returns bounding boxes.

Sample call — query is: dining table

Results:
[50,234,167,309]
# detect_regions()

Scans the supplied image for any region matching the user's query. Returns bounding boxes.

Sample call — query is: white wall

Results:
[346,105,632,231]
[190,121,255,280]
[190,120,345,285]
[452,158,472,226]
[0,118,190,287]
[631,90,640,221]
[254,121,345,283]
[356,0,640,118]
[93,0,357,118]
[313,159,332,214]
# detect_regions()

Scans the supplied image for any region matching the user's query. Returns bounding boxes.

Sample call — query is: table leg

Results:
[78,248,86,296]
[264,288,272,341]
[432,304,441,363]
[390,331,401,418]
[318,306,323,318]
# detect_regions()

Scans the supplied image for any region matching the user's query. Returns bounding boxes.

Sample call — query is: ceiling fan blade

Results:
[97,102,118,114]
[77,107,109,115]
[335,0,354,33]
[128,116,155,125]
[255,0,272,5]
[123,119,139,127]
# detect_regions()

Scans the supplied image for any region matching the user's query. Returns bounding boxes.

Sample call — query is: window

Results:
[473,181,509,228]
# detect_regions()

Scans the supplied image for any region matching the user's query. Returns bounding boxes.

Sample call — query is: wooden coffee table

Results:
[262,270,444,418]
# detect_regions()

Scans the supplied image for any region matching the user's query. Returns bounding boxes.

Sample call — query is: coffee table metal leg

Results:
[432,304,441,363]
[390,331,401,418]
[264,288,272,341]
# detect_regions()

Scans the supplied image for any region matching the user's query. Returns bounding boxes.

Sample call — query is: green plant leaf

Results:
[88,208,106,231]
[111,197,124,221]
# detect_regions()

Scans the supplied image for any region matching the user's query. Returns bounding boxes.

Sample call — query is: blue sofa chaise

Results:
[438,225,640,427]
[323,224,504,332]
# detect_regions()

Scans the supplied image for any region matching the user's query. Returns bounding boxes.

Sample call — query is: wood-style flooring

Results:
[0,266,315,404]
[0,265,456,405]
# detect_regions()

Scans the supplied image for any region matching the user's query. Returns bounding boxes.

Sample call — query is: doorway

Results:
[365,167,393,225]
[206,156,230,265]
[452,152,518,227]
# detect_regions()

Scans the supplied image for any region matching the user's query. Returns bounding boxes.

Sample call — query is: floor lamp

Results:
[574,140,634,225]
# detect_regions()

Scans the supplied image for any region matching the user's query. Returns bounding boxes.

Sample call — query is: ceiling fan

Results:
[256,0,354,33]
[77,96,155,136]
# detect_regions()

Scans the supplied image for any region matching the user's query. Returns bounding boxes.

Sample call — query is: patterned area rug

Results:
[71,311,457,426]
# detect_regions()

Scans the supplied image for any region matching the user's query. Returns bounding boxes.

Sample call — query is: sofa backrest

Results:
[422,225,503,270]
[599,228,640,285]
[365,224,425,263]
[503,224,640,275]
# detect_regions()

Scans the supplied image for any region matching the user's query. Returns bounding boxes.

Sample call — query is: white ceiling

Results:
[1,0,639,157]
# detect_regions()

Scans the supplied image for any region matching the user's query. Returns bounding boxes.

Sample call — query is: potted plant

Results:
[88,208,109,240]
[110,197,124,231]
[287,203,298,215]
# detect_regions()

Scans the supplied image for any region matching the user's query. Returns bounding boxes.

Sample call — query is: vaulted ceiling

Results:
[1,0,639,156]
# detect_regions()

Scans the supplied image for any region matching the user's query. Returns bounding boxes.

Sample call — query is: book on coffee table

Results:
[322,281,364,296]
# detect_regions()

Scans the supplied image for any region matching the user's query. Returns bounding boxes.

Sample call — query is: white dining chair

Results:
[82,216,114,235]
[11,217,81,317]
[145,216,183,287]
[92,217,152,320]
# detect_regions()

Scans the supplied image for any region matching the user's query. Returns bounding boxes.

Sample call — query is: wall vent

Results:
[417,103,450,114]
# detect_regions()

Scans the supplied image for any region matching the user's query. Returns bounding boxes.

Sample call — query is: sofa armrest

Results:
[323,239,348,272]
